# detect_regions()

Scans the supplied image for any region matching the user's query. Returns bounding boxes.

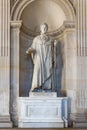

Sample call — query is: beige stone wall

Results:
[77,0,87,112]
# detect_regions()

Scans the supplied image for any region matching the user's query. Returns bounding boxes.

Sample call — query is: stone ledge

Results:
[0,122,13,128]
[73,122,87,128]
[29,92,57,98]
[71,113,87,128]
[0,116,11,122]
[19,122,64,128]
[0,116,13,128]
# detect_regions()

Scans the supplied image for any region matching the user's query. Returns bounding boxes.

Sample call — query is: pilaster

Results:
[77,0,87,56]
[10,21,22,126]
[64,27,77,126]
[0,0,12,127]
[73,0,87,127]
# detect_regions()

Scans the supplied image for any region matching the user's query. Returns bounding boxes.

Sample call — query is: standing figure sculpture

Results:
[26,23,57,92]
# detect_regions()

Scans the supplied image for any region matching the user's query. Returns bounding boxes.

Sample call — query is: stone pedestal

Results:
[18,93,68,128]
[0,116,12,128]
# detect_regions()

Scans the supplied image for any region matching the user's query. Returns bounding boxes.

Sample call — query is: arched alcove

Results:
[11,0,76,97]
[21,0,66,32]
[11,0,76,20]
[11,0,76,36]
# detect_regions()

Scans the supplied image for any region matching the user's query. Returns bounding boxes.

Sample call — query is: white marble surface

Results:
[29,92,57,97]
[18,93,68,128]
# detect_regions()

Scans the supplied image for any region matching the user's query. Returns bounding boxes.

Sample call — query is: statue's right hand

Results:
[26,48,34,54]
[26,50,29,54]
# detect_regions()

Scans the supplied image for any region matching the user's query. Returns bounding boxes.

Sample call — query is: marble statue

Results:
[26,23,57,92]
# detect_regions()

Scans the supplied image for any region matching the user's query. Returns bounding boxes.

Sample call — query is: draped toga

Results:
[30,35,54,91]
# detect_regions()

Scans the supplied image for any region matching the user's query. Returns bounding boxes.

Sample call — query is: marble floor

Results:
[0,128,87,130]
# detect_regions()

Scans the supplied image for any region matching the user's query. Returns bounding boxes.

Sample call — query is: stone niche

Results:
[19,0,67,97]
[19,0,75,97]
[10,0,76,127]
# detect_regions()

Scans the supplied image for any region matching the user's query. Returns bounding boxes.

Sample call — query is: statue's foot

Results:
[43,88,52,92]
[32,87,42,92]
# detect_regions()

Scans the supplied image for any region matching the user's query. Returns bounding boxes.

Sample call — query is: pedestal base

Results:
[0,116,13,128]
[19,122,64,128]
[18,92,68,128]
[71,113,87,128]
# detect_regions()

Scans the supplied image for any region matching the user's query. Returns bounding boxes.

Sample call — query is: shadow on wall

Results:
[19,35,34,97]
[55,41,64,96]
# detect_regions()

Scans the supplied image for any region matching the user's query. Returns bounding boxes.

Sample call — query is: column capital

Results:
[10,20,22,28]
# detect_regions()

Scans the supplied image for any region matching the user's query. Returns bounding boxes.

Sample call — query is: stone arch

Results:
[11,0,76,21]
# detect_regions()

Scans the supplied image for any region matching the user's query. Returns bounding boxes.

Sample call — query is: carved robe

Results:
[30,35,54,91]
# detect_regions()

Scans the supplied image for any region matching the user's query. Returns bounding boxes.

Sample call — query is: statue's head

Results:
[40,23,48,34]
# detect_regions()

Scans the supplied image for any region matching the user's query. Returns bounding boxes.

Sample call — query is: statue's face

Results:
[40,24,48,34]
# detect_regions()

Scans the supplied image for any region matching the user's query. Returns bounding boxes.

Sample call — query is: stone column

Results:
[10,21,22,126]
[0,0,12,127]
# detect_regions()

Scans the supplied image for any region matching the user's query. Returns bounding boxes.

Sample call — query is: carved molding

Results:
[10,0,17,11]
[0,0,10,56]
[69,0,76,9]
[10,0,76,10]
[11,0,76,21]
[77,0,87,56]
[10,0,76,38]
[21,21,76,37]
[10,20,22,28]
